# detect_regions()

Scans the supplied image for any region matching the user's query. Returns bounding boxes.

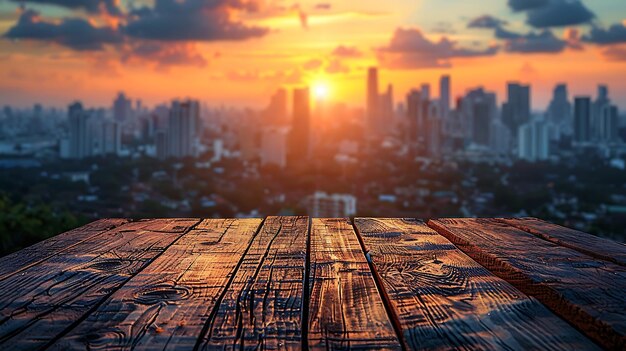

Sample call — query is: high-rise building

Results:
[379,84,394,132]
[67,102,91,159]
[264,88,288,125]
[420,84,431,102]
[546,84,572,138]
[289,87,310,164]
[367,67,380,135]
[502,82,531,135]
[439,75,450,119]
[101,120,121,155]
[599,105,620,143]
[113,92,132,123]
[167,100,199,158]
[305,192,357,217]
[574,97,591,143]
[460,88,497,146]
[261,127,289,168]
[155,130,168,160]
[518,120,549,162]
[592,85,611,140]
[472,101,491,146]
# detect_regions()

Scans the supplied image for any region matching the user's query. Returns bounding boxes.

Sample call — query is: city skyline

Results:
[1,1,626,109]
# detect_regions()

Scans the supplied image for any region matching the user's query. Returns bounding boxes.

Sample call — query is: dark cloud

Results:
[584,23,626,44]
[377,28,498,69]
[505,30,568,53]
[124,0,269,41]
[9,0,123,16]
[4,8,122,51]
[508,0,549,11]
[601,45,626,61]
[332,45,362,58]
[467,15,507,29]
[523,0,594,28]
[314,3,332,10]
[123,42,208,69]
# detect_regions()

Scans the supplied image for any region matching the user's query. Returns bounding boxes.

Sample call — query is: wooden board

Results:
[0,218,128,281]
[51,218,262,350]
[308,218,401,350]
[0,218,200,350]
[355,218,600,351]
[197,216,309,350]
[429,218,626,350]
[497,217,626,267]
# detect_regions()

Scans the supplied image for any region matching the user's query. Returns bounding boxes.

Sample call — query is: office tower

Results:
[518,120,549,162]
[367,67,379,134]
[261,127,289,168]
[155,130,168,160]
[599,105,619,143]
[420,84,431,102]
[546,84,572,136]
[67,102,91,159]
[592,85,611,140]
[113,92,132,123]
[439,75,450,119]
[379,84,394,131]
[167,100,199,158]
[102,120,121,155]
[406,90,426,148]
[239,118,258,161]
[289,87,310,164]
[574,97,591,143]
[460,88,497,145]
[305,192,357,217]
[502,82,531,135]
[472,101,491,146]
[490,119,512,155]
[264,88,288,125]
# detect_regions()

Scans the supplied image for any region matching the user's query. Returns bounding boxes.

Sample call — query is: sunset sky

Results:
[1,0,626,110]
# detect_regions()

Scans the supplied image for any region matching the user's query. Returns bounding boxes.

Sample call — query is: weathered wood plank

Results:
[0,218,129,281]
[497,217,626,267]
[308,218,401,350]
[51,218,262,350]
[197,216,308,350]
[428,218,625,350]
[356,218,600,351]
[0,218,200,351]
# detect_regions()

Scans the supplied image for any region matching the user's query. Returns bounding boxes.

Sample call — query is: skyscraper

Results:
[167,100,199,158]
[574,97,591,143]
[113,92,132,123]
[592,85,610,140]
[264,88,288,125]
[67,102,91,159]
[439,75,450,119]
[289,87,310,164]
[261,127,289,168]
[546,84,572,136]
[367,67,379,134]
[502,82,531,135]
[518,120,549,162]
[600,105,619,143]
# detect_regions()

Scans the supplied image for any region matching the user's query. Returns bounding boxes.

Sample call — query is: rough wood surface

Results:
[0,218,199,351]
[51,218,262,350]
[198,216,309,350]
[355,218,600,351]
[429,218,626,350]
[0,219,128,281]
[497,217,626,267]
[308,218,401,350]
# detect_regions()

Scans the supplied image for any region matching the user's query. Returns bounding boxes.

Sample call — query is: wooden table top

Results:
[0,217,624,350]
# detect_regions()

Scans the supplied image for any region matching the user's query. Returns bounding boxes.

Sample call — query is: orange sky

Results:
[0,0,625,110]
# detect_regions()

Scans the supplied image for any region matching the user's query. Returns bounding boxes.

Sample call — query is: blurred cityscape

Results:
[1,69,625,254]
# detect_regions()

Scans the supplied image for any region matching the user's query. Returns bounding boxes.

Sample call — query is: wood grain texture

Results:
[0,218,200,351]
[51,218,262,350]
[0,219,128,281]
[497,217,626,267]
[308,218,401,350]
[355,218,600,351]
[198,216,309,350]
[428,218,625,350]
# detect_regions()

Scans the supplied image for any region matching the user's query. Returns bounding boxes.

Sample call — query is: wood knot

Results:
[134,283,192,305]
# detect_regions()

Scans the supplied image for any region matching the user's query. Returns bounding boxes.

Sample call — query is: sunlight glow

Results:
[313,82,330,100]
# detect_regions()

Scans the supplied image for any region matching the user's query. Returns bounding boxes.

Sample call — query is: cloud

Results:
[9,0,123,16]
[505,30,568,53]
[124,0,269,41]
[332,45,362,58]
[122,42,208,69]
[508,0,549,11]
[325,59,350,74]
[601,45,626,61]
[377,27,498,69]
[467,15,507,29]
[303,59,323,70]
[512,0,595,28]
[4,8,122,51]
[314,3,332,10]
[584,23,626,44]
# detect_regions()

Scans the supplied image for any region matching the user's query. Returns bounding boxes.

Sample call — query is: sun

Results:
[312,82,330,100]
